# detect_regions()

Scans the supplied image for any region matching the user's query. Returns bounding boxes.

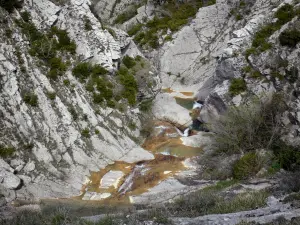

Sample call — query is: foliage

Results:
[47,91,56,100]
[211,94,286,154]
[122,55,136,69]
[48,57,67,80]
[131,0,216,48]
[233,152,264,179]
[272,140,300,171]
[0,0,22,13]
[127,23,143,36]
[117,67,138,105]
[167,183,267,217]
[139,99,153,112]
[0,144,15,158]
[81,128,90,138]
[229,78,247,96]
[72,62,108,81]
[68,106,78,120]
[84,17,92,31]
[114,5,138,24]
[23,92,38,107]
[279,29,300,47]
[247,4,296,56]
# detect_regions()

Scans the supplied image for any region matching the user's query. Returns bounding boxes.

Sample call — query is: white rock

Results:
[0,168,21,190]
[100,170,124,189]
[23,161,35,173]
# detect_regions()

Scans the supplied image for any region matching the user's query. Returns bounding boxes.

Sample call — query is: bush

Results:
[122,55,136,69]
[211,94,286,154]
[68,106,78,120]
[47,57,67,80]
[279,29,300,47]
[50,27,76,54]
[127,23,143,36]
[0,144,15,158]
[20,11,31,22]
[139,99,153,112]
[275,4,294,25]
[0,0,22,13]
[117,67,138,105]
[47,91,56,100]
[23,92,38,107]
[233,152,264,179]
[72,62,92,80]
[229,78,247,96]
[272,140,300,171]
[84,17,92,31]
[81,128,90,138]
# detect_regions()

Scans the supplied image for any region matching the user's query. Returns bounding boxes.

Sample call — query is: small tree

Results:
[211,94,286,154]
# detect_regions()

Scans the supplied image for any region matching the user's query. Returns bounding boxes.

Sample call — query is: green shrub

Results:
[92,64,108,76]
[127,23,143,36]
[63,79,70,86]
[114,7,138,24]
[279,29,300,47]
[235,14,243,20]
[29,37,57,60]
[233,152,264,179]
[122,55,136,69]
[245,47,257,58]
[250,70,262,79]
[95,129,100,134]
[47,91,56,100]
[229,78,247,96]
[47,57,67,80]
[242,66,251,73]
[164,35,173,42]
[20,11,31,22]
[50,27,76,54]
[275,4,294,25]
[139,99,153,112]
[68,106,78,120]
[211,94,286,154]
[117,67,138,105]
[0,145,15,158]
[72,62,91,80]
[272,140,300,171]
[84,17,92,31]
[23,92,38,107]
[0,0,22,13]
[209,191,268,214]
[81,128,90,138]
[5,29,12,38]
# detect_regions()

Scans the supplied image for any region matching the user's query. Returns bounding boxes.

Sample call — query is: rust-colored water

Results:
[180,91,194,96]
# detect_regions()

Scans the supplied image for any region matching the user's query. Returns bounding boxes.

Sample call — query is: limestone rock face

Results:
[0,0,153,203]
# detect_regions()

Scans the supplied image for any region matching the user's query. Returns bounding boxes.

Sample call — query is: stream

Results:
[41,90,202,216]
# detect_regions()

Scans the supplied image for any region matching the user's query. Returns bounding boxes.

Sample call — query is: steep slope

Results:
[0,0,154,204]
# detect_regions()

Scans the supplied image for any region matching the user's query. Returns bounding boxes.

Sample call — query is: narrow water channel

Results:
[41,90,201,216]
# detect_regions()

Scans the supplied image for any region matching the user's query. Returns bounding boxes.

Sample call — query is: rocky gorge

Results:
[1,0,300,224]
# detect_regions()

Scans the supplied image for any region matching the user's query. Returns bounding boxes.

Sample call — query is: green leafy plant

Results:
[81,128,90,138]
[0,144,15,158]
[23,92,38,107]
[279,29,300,47]
[229,78,247,96]
[233,152,264,179]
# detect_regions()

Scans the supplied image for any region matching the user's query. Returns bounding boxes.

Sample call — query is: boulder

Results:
[0,168,21,190]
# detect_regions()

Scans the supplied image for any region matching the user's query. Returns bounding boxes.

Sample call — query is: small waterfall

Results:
[175,127,190,137]
[118,165,144,195]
